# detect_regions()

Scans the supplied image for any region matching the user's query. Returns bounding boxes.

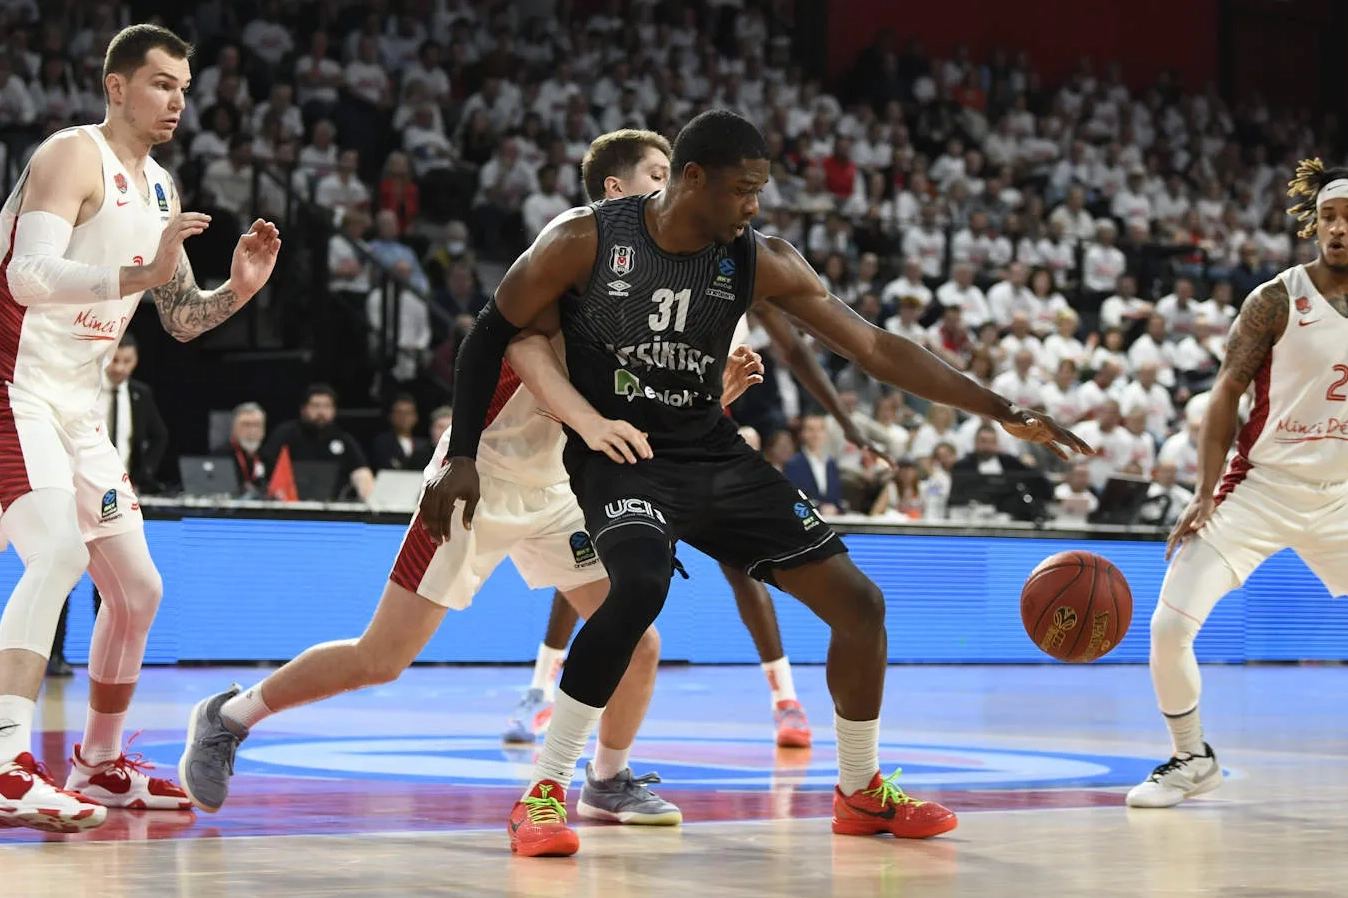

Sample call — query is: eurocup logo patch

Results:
[155,183,169,212]
[610,245,634,277]
[719,258,736,277]
[100,489,118,521]
[569,531,597,567]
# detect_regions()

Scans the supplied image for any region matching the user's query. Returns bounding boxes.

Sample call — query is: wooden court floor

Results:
[3,663,1345,896]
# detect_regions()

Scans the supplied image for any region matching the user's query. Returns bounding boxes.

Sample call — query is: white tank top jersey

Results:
[429,335,569,489]
[1226,264,1348,489]
[0,125,173,420]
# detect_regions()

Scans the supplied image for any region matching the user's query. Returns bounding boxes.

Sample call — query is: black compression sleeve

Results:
[447,300,523,459]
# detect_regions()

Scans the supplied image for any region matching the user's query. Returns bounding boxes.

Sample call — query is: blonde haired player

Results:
[1128,159,1348,808]
[0,24,280,832]
[177,307,765,825]
[503,129,886,750]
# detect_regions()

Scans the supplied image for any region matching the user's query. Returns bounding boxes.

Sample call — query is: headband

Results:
[1317,178,1348,207]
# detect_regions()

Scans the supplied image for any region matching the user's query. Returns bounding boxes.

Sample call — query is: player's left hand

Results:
[229,219,282,300]
[843,425,895,470]
[721,346,765,406]
[419,456,480,542]
[1001,406,1095,460]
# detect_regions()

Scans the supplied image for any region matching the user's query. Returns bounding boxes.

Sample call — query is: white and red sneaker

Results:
[65,737,192,811]
[0,752,107,833]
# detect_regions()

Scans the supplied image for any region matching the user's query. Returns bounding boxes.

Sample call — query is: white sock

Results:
[524,689,601,798]
[834,713,880,796]
[531,643,567,701]
[762,656,796,705]
[592,741,631,781]
[221,684,274,731]
[1164,705,1205,757]
[80,708,127,766]
[0,695,35,764]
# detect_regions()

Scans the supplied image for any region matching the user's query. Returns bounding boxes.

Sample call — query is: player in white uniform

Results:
[502,129,888,749]
[0,25,280,833]
[176,318,765,822]
[1128,159,1348,808]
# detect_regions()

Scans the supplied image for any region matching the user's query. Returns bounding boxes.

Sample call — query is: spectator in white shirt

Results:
[1049,186,1096,244]
[998,311,1044,369]
[1040,308,1088,374]
[366,261,432,383]
[1027,268,1071,335]
[1118,362,1175,440]
[881,257,933,311]
[884,294,927,345]
[194,43,241,103]
[521,164,572,241]
[1082,219,1127,296]
[1073,400,1136,488]
[314,148,372,223]
[991,348,1045,409]
[1077,360,1128,417]
[1036,217,1077,289]
[1111,168,1153,233]
[1041,358,1089,425]
[936,263,991,330]
[0,55,35,127]
[1156,279,1203,336]
[1144,461,1194,527]
[1099,274,1154,333]
[200,136,258,217]
[242,0,294,67]
[474,138,538,253]
[1128,314,1178,388]
[252,83,305,143]
[1054,462,1099,524]
[293,30,345,112]
[902,204,948,280]
[951,210,998,278]
[328,209,373,299]
[345,35,393,108]
[1120,404,1157,477]
[986,262,1041,328]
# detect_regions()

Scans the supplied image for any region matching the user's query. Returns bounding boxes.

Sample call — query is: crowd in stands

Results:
[0,0,1339,523]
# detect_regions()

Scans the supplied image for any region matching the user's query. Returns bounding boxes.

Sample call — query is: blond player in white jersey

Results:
[1128,159,1348,808]
[0,25,280,833]
[176,322,764,822]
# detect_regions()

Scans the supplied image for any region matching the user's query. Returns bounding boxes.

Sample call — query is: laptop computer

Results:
[292,460,341,502]
[179,456,241,498]
[368,469,424,513]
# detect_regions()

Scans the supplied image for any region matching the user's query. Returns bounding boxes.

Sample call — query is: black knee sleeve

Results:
[559,536,673,707]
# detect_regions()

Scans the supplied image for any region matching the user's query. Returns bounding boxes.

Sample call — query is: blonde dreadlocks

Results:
[1286,158,1348,239]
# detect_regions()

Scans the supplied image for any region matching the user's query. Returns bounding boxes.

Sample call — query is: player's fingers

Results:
[178,212,212,226]
[616,422,652,459]
[746,373,763,385]
[600,442,625,465]
[461,491,478,531]
[612,433,638,465]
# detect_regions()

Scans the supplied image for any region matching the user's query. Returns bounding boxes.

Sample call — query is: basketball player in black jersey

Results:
[503,128,893,751]
[434,110,1092,857]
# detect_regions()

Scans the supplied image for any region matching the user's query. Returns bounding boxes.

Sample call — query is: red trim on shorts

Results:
[485,361,522,429]
[390,515,440,594]
[0,215,30,507]
[0,215,24,386]
[1214,351,1272,506]
[392,362,521,591]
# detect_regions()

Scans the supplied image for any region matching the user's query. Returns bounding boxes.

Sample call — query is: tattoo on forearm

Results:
[1221,280,1287,388]
[149,251,241,341]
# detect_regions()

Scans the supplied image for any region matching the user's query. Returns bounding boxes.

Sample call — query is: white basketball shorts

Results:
[1201,464,1348,596]
[389,472,606,609]
[0,392,142,541]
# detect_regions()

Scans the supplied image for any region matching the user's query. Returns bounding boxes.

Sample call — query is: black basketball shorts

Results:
[563,441,847,586]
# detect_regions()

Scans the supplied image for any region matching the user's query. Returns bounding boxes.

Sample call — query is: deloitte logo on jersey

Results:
[614,368,696,407]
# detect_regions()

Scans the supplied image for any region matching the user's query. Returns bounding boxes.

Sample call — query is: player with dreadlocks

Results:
[1126,158,1348,809]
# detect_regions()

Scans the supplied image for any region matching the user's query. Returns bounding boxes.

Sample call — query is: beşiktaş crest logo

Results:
[611,245,634,277]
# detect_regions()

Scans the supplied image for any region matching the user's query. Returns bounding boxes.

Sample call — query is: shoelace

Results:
[1148,752,1200,782]
[864,770,923,808]
[104,730,159,779]
[19,756,91,801]
[523,793,567,825]
[776,704,808,727]
[200,726,243,776]
[623,771,664,797]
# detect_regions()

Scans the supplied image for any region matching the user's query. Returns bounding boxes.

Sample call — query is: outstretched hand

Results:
[1001,408,1096,460]
[721,346,765,406]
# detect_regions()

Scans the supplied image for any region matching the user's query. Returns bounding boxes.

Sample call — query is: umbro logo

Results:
[607,280,631,297]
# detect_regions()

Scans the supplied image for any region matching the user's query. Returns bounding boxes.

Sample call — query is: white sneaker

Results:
[1126,743,1223,808]
[0,752,107,833]
[65,740,192,810]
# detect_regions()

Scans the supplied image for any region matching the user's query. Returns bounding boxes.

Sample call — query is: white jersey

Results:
[0,126,172,420]
[430,338,568,489]
[1226,265,1348,488]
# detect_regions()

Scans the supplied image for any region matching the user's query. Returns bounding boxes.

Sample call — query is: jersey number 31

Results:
[649,288,692,333]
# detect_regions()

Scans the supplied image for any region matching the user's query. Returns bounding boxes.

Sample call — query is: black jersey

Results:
[560,194,757,459]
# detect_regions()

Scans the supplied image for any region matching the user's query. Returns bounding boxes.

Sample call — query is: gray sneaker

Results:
[177,685,247,813]
[576,762,683,825]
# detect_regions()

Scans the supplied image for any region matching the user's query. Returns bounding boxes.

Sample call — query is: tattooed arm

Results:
[149,248,245,342]
[151,185,282,342]
[1194,279,1287,499]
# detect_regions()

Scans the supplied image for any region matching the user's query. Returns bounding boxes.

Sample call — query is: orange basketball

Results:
[1020,550,1132,662]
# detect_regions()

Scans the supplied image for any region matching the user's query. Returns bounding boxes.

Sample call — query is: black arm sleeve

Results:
[447,299,523,459]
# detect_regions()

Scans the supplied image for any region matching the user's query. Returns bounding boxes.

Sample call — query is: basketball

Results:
[1020,551,1133,662]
